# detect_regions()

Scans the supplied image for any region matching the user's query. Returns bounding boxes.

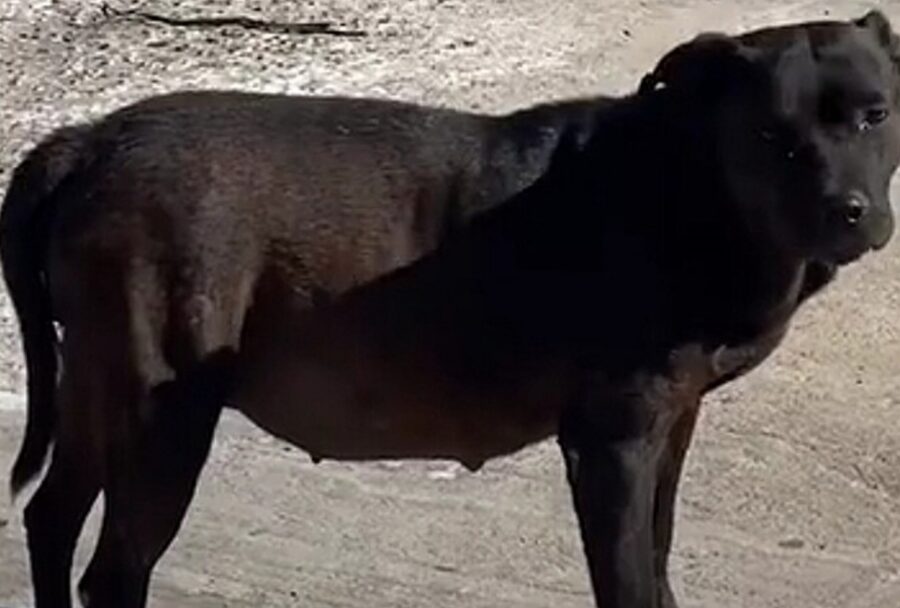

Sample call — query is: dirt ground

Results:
[1,1,900,606]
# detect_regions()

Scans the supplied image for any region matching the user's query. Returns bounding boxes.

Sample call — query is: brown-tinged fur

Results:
[4,11,900,608]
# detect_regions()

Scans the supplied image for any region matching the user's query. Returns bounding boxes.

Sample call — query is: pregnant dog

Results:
[3,10,899,608]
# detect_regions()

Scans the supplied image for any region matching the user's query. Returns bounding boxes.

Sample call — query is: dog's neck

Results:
[630,91,821,342]
[671,93,842,342]
[470,89,823,352]
[471,97,610,217]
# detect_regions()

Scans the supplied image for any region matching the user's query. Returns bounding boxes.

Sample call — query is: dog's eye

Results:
[858,106,890,132]
[759,127,800,159]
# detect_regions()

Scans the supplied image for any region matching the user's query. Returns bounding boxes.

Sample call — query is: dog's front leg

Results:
[652,406,700,608]
[558,385,676,608]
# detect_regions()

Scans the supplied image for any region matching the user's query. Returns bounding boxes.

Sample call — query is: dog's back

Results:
[44,90,600,299]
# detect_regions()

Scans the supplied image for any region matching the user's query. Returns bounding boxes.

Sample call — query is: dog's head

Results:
[642,11,900,265]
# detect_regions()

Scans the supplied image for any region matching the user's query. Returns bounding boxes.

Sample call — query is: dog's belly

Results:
[230,242,795,468]
[232,306,574,469]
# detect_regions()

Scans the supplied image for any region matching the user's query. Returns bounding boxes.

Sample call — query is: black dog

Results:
[3,11,899,608]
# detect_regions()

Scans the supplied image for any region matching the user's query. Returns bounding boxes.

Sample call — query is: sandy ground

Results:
[1,1,900,606]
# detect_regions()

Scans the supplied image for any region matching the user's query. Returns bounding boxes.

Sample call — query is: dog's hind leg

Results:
[77,349,234,608]
[75,261,250,608]
[24,344,103,608]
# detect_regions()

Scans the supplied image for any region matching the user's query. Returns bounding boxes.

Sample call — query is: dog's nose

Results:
[842,193,869,225]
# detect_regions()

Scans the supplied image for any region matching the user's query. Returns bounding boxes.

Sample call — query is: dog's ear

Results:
[855,10,900,62]
[639,33,759,96]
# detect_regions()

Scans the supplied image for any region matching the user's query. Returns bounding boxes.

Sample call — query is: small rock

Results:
[778,538,805,549]
[428,470,456,481]
[428,464,461,480]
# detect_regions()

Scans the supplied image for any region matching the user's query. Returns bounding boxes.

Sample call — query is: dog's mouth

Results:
[823,243,869,265]
[817,202,894,265]
[819,230,891,265]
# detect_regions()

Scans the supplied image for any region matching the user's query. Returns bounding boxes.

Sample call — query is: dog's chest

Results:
[663,323,791,399]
